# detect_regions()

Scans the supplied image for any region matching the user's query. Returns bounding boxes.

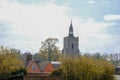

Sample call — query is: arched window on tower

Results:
[72,44,74,49]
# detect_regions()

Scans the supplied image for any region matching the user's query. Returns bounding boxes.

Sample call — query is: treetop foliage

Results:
[34,38,61,61]
[51,56,115,80]
[0,46,25,76]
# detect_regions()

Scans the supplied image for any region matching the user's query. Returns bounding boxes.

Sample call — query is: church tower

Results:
[62,21,80,56]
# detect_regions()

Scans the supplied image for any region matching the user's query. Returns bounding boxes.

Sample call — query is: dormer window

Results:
[32,65,36,70]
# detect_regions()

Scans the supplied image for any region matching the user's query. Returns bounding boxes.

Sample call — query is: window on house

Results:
[72,44,74,49]
[32,65,36,70]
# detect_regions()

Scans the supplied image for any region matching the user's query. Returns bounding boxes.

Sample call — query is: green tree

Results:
[33,52,48,61]
[83,53,91,58]
[52,56,115,80]
[0,46,25,77]
[39,38,61,61]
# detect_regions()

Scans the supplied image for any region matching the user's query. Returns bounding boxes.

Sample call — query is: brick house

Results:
[26,60,41,73]
[26,61,61,74]
[25,54,61,76]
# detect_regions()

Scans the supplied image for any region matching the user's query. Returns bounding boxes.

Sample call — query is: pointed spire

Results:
[69,19,74,37]
[70,19,72,27]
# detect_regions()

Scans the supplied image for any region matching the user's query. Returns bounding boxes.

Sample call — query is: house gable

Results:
[27,61,41,73]
[43,62,54,73]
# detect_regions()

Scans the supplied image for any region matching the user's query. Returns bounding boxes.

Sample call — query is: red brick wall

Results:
[27,61,41,73]
[24,75,63,80]
[44,62,54,73]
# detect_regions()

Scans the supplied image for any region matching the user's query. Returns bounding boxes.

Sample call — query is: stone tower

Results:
[62,21,80,56]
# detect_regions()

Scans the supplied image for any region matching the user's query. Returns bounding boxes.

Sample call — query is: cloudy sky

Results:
[0,0,120,53]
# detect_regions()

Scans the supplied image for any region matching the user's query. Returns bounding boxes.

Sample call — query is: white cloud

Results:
[0,0,118,53]
[77,19,117,53]
[104,14,120,21]
[88,1,95,4]
[0,0,71,52]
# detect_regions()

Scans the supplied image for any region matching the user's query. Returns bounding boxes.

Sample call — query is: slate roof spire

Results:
[69,19,74,37]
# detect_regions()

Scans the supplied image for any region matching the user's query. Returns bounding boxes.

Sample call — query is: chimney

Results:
[25,52,32,68]
[26,54,32,61]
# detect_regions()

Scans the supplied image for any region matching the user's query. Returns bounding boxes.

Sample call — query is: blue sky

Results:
[0,0,120,53]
